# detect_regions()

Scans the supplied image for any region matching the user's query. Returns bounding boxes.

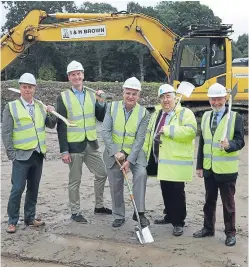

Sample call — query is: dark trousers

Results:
[7,151,43,225]
[160,180,186,227]
[203,175,236,236]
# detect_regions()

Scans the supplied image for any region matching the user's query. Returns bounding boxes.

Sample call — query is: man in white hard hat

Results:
[143,84,197,236]
[193,83,245,246]
[102,77,150,228]
[56,60,111,223]
[2,73,57,233]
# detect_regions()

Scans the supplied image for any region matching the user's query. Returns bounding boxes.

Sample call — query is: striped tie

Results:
[28,104,35,120]
[211,113,217,135]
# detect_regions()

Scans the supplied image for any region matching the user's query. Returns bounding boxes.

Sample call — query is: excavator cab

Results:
[170,25,233,101]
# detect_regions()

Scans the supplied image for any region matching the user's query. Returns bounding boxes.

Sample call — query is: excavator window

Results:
[210,39,225,66]
[179,44,207,87]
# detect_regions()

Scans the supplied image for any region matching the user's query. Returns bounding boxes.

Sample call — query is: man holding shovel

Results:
[193,83,245,246]
[2,73,57,233]
[56,60,112,223]
[102,77,150,228]
[143,84,197,236]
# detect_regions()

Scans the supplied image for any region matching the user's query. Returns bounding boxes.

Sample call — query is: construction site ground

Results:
[1,123,248,267]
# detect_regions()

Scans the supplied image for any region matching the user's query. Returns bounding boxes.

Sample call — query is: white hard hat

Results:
[18,73,36,86]
[158,84,175,97]
[67,60,84,74]
[123,77,141,91]
[207,83,227,97]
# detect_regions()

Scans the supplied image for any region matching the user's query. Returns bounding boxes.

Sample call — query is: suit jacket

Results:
[196,107,245,181]
[102,102,149,169]
[146,109,163,176]
[2,99,57,161]
[56,88,106,153]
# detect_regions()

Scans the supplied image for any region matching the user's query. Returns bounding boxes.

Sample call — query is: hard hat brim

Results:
[207,93,227,97]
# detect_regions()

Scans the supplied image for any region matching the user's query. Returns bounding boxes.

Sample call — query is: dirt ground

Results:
[1,124,248,267]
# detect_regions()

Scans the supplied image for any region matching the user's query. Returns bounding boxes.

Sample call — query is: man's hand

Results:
[46,105,55,113]
[220,138,230,151]
[115,151,125,161]
[120,160,130,173]
[159,126,164,134]
[196,169,203,178]
[96,90,105,103]
[62,153,71,164]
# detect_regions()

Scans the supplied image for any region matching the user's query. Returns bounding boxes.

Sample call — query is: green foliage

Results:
[235,34,248,57]
[2,1,247,83]
[38,64,56,81]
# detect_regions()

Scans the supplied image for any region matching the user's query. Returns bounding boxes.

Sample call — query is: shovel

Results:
[174,81,195,111]
[220,83,238,150]
[8,88,77,127]
[115,158,154,244]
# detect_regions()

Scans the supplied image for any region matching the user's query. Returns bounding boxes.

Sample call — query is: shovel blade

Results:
[135,226,154,244]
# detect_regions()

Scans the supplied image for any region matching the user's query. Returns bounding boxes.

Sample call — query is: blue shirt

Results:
[212,106,225,126]
[20,97,40,153]
[72,87,84,107]
[21,96,35,114]
[123,103,134,121]
[154,109,175,134]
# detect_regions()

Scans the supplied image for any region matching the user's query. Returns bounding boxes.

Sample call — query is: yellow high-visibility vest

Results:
[61,89,97,142]
[201,110,239,173]
[9,100,47,153]
[111,101,146,154]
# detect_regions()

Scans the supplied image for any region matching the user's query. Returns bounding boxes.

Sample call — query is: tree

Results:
[155,1,221,36]
[235,34,248,57]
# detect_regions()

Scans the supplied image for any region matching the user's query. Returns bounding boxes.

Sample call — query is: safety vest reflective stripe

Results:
[67,125,96,132]
[13,123,34,132]
[159,159,194,165]
[13,136,37,145]
[184,124,197,133]
[204,154,238,161]
[169,125,175,139]
[179,108,185,124]
[112,129,136,137]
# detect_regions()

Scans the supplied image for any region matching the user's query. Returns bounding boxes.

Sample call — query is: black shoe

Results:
[71,214,87,223]
[225,236,236,246]
[154,215,171,224]
[173,226,183,236]
[112,219,125,228]
[132,212,150,228]
[193,228,215,238]
[94,207,112,215]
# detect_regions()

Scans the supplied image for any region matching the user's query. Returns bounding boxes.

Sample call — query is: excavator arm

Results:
[1,10,179,75]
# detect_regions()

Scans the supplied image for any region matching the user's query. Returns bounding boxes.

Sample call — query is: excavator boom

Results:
[1,10,178,75]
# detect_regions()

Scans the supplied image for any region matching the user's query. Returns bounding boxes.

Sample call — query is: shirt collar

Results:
[72,87,84,94]
[162,109,174,116]
[123,103,135,114]
[20,96,34,107]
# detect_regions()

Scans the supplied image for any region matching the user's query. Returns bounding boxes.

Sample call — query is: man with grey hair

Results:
[143,84,197,236]
[102,77,150,228]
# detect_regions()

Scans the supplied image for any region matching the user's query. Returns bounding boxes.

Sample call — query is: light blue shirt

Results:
[212,106,225,126]
[20,96,35,114]
[20,97,40,153]
[123,103,134,121]
[72,87,84,107]
[154,109,175,134]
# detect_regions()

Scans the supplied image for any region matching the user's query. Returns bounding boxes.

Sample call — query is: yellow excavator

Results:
[1,10,248,103]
